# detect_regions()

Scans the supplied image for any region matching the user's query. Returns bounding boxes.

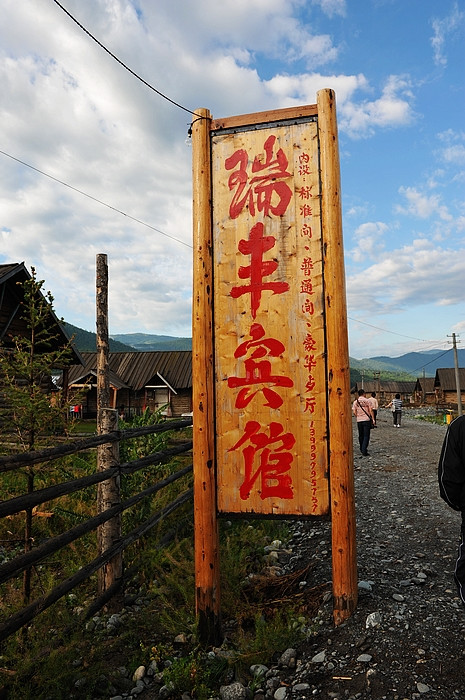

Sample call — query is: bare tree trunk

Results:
[96,254,123,610]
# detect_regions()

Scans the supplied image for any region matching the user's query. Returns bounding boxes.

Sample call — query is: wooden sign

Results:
[192,90,357,639]
[211,116,328,516]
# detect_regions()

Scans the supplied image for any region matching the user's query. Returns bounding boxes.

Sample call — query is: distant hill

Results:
[63,323,136,353]
[351,347,462,378]
[112,333,192,351]
[64,323,460,379]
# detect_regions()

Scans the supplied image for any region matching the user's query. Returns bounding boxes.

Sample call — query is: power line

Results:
[410,347,452,375]
[51,0,203,120]
[348,316,443,344]
[0,149,192,249]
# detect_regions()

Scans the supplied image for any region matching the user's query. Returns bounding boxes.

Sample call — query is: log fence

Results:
[0,417,193,642]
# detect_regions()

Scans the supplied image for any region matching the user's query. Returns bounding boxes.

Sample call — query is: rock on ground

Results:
[137,408,465,700]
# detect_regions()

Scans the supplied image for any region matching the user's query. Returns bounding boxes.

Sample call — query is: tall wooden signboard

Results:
[192,89,356,643]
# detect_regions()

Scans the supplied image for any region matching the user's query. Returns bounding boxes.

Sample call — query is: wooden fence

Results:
[0,417,193,642]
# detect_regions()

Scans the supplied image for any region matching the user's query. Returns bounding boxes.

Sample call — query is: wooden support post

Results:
[96,253,123,609]
[317,88,358,624]
[191,108,222,645]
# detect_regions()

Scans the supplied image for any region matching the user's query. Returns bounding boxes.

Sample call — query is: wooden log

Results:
[0,419,192,473]
[96,254,123,607]
[317,88,358,625]
[0,488,193,641]
[0,443,192,518]
[0,464,192,585]
[192,108,222,646]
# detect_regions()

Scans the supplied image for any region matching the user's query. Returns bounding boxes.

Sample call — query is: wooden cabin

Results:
[351,379,416,405]
[413,377,436,405]
[66,351,192,418]
[0,262,83,395]
[434,368,465,408]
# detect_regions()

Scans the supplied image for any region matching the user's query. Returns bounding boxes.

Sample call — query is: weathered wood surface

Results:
[211,116,329,517]
[317,88,357,624]
[192,107,222,645]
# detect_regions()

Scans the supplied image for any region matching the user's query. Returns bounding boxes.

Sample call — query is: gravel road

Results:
[289,407,465,699]
[135,407,464,700]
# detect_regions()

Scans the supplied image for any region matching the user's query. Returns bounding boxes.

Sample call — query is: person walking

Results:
[386,393,402,427]
[352,389,375,456]
[438,415,465,602]
[368,392,379,426]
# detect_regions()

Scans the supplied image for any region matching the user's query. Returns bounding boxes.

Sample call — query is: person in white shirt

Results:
[386,394,402,427]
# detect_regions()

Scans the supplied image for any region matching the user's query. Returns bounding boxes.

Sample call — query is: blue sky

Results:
[0,0,463,359]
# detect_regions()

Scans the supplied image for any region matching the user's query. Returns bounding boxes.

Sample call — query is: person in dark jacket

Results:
[438,415,465,602]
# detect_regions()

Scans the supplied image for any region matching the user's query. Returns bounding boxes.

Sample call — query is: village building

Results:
[66,351,192,419]
[0,262,83,397]
[433,368,465,409]
[351,379,416,405]
[413,376,436,405]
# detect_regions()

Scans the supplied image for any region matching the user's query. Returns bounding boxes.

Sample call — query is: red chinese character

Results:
[305,376,316,392]
[303,333,317,352]
[301,223,313,238]
[301,258,314,276]
[229,420,295,500]
[299,153,310,164]
[225,135,293,219]
[228,324,293,409]
[300,204,313,217]
[304,355,317,370]
[302,298,315,315]
[304,396,316,413]
[298,186,312,200]
[230,222,289,318]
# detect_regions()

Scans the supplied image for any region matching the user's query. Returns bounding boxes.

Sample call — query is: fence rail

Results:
[0,417,193,642]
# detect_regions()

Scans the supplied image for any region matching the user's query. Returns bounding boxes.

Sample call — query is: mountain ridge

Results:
[64,325,461,379]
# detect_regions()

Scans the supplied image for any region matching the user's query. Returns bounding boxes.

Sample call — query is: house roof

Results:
[353,380,416,394]
[414,377,436,393]
[67,351,192,391]
[434,368,465,391]
[0,262,83,366]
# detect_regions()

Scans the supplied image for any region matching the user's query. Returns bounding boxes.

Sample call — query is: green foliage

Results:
[119,408,170,463]
[0,268,75,450]
[163,653,230,700]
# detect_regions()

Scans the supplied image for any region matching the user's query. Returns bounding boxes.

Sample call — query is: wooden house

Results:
[434,368,465,408]
[413,377,436,405]
[0,262,83,394]
[351,379,416,405]
[66,351,192,418]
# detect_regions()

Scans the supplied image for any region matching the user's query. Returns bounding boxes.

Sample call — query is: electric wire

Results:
[51,0,203,120]
[0,149,192,250]
[348,316,443,345]
[410,348,452,375]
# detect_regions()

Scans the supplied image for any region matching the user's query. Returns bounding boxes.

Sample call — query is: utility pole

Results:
[448,333,463,416]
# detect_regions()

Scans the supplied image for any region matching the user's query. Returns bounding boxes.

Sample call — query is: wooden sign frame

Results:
[192,89,356,642]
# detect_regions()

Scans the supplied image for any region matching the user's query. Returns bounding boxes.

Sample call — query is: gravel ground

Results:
[136,407,464,700]
[288,407,465,700]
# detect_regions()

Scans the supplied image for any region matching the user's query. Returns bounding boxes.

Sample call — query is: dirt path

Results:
[292,408,465,699]
[136,408,464,700]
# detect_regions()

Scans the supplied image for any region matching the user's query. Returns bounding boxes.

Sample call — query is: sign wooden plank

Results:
[212,119,329,517]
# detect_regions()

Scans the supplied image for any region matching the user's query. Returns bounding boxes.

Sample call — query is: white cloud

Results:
[347,239,465,315]
[312,0,346,17]
[339,75,415,138]
[396,187,452,222]
[430,2,465,67]
[349,222,388,262]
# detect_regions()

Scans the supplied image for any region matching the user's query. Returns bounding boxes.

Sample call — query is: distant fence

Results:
[0,418,193,641]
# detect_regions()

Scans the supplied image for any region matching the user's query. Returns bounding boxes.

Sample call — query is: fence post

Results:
[96,253,123,609]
